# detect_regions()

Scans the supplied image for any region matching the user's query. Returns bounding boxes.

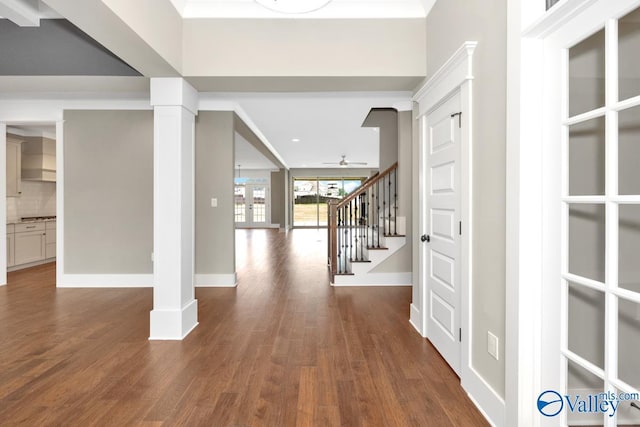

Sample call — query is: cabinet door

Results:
[6,141,21,197]
[14,230,46,265]
[7,234,15,267]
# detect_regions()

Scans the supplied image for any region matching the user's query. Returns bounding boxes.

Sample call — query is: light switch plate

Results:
[211,198,217,207]
[487,331,499,360]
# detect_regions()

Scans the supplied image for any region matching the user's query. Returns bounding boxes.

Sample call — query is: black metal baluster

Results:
[354,198,359,262]
[376,180,381,248]
[365,191,369,253]
[388,171,393,236]
[394,168,398,235]
[382,175,387,237]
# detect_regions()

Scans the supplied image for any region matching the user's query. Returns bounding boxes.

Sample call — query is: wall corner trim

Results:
[463,367,506,427]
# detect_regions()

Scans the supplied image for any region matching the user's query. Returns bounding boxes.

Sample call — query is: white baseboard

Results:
[194,273,237,287]
[149,299,198,340]
[409,303,424,336]
[332,272,412,286]
[58,274,153,288]
[462,366,506,427]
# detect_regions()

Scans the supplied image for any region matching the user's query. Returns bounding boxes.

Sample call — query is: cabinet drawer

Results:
[45,220,56,231]
[15,222,45,233]
[14,230,46,265]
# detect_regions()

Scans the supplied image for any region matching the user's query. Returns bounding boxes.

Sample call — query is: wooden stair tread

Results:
[350,260,371,263]
[334,272,355,276]
[367,246,388,250]
[383,234,406,237]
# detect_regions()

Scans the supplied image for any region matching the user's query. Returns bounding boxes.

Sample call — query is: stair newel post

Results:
[337,204,342,274]
[392,168,397,235]
[354,197,358,263]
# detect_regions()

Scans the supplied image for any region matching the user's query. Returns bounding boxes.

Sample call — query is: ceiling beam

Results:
[0,0,41,26]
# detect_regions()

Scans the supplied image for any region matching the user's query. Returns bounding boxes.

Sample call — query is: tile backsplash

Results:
[7,181,56,222]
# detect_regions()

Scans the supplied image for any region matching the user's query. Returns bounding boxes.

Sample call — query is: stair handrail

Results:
[335,162,397,208]
[328,162,398,281]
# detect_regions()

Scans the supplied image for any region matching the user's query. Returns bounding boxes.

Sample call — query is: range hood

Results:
[22,137,56,182]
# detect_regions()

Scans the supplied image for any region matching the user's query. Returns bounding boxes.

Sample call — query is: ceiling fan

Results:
[323,155,368,167]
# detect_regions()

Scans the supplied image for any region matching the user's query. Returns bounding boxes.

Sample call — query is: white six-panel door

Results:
[424,92,462,375]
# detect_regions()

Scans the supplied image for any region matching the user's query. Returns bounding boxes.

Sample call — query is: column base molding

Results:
[149,299,198,340]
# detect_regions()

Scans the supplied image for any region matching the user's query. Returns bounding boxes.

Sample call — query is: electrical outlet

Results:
[487,331,499,360]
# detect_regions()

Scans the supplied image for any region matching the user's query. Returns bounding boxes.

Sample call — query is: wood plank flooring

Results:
[0,229,488,426]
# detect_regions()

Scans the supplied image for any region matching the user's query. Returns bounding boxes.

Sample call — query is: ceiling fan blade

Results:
[348,162,368,165]
[322,162,340,164]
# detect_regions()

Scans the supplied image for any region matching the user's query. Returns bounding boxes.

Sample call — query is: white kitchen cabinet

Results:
[14,224,46,265]
[7,225,15,267]
[45,220,56,259]
[6,136,22,197]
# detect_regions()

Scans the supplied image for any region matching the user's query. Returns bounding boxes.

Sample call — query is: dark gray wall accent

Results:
[270,169,285,227]
[195,111,235,275]
[0,19,140,76]
[64,110,153,274]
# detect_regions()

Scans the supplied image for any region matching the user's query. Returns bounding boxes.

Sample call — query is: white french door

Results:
[550,4,640,426]
[235,184,268,227]
[423,92,462,375]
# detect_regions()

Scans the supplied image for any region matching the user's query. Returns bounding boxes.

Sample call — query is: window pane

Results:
[293,179,318,226]
[569,29,605,117]
[619,205,640,294]
[619,6,640,101]
[618,297,640,392]
[619,105,640,195]
[234,185,245,223]
[567,359,604,426]
[568,283,605,369]
[569,204,606,283]
[252,187,266,223]
[569,117,605,196]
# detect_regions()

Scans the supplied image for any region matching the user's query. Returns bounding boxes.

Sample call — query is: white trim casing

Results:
[55,120,64,288]
[0,124,6,286]
[57,274,154,288]
[194,273,238,287]
[413,41,505,426]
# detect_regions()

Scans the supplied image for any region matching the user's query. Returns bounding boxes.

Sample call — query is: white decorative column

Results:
[149,78,198,340]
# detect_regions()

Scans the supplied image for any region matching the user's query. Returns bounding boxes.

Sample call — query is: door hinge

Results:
[459,328,462,342]
[451,112,462,128]
[459,221,462,236]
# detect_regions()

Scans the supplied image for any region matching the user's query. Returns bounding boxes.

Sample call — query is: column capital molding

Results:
[150,78,199,115]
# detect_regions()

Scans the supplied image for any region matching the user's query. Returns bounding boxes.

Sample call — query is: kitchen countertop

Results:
[7,217,57,225]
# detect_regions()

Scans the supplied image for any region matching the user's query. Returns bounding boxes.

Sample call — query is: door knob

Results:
[421,234,430,242]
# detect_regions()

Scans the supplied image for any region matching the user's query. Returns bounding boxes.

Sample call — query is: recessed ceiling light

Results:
[255,0,332,14]
[292,138,301,142]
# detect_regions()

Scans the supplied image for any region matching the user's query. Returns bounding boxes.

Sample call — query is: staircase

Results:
[328,162,407,286]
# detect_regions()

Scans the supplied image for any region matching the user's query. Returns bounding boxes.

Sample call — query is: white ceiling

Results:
[169,0,431,18]
[221,92,412,169]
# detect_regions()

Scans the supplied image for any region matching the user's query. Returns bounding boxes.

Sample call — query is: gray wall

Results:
[373,110,412,274]
[271,169,285,228]
[195,111,235,275]
[363,108,398,171]
[423,0,508,397]
[64,110,153,273]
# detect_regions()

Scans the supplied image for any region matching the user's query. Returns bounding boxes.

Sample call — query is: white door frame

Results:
[413,41,505,421]
[506,0,640,426]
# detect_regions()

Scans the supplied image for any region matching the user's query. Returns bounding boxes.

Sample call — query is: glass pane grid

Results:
[562,13,640,426]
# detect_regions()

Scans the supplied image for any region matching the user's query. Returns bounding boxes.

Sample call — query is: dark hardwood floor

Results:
[0,229,488,426]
